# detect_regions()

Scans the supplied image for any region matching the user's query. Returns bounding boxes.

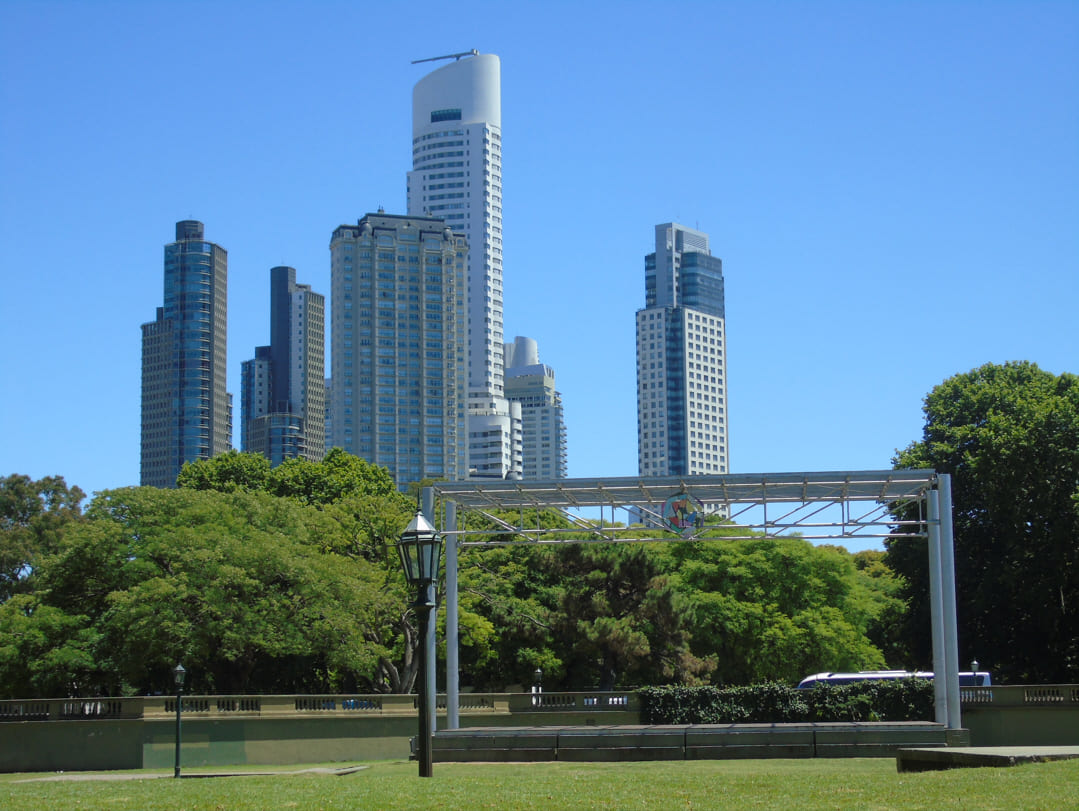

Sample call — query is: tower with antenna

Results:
[411,49,479,65]
[406,52,521,480]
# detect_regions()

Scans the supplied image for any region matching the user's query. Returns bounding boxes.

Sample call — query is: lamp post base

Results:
[416,598,434,777]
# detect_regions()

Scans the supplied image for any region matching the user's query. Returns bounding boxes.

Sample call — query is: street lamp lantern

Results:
[397,510,444,592]
[173,663,186,689]
[396,509,443,778]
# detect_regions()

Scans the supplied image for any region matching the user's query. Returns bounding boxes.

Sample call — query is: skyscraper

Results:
[407,51,521,480]
[328,212,468,487]
[241,266,325,465]
[140,220,231,487]
[636,223,728,477]
[505,336,567,480]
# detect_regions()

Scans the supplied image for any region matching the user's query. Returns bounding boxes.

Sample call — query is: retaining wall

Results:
[1,686,1076,772]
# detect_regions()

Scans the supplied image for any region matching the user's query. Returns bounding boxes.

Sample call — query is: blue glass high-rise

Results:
[140,220,231,487]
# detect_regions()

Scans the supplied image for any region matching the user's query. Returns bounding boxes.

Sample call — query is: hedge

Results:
[638,679,935,724]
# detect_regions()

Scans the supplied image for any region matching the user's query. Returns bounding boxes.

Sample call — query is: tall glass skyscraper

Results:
[407,52,521,480]
[140,220,231,487]
[328,213,468,487]
[241,266,325,465]
[636,223,728,477]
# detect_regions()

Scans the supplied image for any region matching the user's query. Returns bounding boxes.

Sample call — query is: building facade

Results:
[504,336,567,480]
[636,223,728,477]
[140,220,231,487]
[407,51,521,480]
[328,212,468,487]
[241,266,325,465]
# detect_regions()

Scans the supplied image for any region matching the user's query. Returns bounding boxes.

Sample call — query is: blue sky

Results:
[2,1,1076,547]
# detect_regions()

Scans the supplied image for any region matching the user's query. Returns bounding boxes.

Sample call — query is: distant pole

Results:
[172,663,186,778]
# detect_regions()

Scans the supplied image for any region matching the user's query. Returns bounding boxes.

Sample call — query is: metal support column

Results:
[938,474,962,729]
[927,486,948,726]
[445,500,460,729]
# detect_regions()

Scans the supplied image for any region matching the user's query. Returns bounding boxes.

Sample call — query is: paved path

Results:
[14,765,369,782]
[897,746,1079,772]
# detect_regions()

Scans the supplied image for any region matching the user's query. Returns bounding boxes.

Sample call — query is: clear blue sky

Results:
[2,1,1076,542]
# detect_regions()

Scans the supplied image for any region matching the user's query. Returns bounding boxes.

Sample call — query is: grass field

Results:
[2,757,1078,810]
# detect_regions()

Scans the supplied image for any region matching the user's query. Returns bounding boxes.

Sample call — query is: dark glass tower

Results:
[140,220,231,487]
[241,266,325,465]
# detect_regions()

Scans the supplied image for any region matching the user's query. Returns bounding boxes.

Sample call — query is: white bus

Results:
[797,669,992,688]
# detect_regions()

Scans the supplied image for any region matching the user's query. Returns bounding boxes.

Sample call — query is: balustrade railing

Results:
[959,685,1079,707]
[0,691,640,722]
[512,691,637,711]
[21,686,1079,723]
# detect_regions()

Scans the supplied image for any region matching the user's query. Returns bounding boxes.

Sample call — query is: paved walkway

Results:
[897,746,1079,772]
[14,765,369,782]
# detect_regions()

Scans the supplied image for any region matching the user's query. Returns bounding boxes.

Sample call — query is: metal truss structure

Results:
[419,470,961,735]
[429,470,936,546]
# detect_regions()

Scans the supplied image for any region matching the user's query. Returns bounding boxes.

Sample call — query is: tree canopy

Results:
[0,474,84,603]
[0,487,399,697]
[177,447,402,507]
[454,524,903,690]
[1,451,911,697]
[887,361,1079,682]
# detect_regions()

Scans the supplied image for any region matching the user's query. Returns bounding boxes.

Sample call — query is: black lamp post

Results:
[172,663,186,778]
[397,510,443,778]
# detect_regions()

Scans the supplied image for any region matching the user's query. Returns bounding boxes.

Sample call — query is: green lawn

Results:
[2,758,1077,810]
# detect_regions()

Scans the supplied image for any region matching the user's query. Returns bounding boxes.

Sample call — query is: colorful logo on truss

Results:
[663,492,705,535]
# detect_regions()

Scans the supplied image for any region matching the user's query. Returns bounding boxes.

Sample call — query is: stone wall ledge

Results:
[432,722,958,762]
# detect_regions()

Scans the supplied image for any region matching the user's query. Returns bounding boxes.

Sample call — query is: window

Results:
[430,109,462,122]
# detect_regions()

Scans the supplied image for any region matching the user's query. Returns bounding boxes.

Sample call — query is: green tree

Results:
[458,541,709,691]
[887,361,1079,682]
[454,515,901,690]
[0,474,84,602]
[176,450,271,492]
[850,549,908,665]
[550,544,710,690]
[178,448,402,507]
[660,537,895,684]
[90,487,397,694]
[268,448,399,506]
[0,487,404,698]
[0,595,104,698]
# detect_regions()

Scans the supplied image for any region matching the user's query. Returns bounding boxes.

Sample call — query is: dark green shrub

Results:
[639,679,934,724]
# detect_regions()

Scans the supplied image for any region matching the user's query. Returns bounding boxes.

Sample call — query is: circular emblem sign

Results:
[663,492,705,535]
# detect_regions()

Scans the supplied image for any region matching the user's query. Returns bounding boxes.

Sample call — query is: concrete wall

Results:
[961,685,1079,747]
[0,691,638,773]
[1,687,1076,773]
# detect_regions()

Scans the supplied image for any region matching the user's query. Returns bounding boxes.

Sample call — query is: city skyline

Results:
[3,2,1076,551]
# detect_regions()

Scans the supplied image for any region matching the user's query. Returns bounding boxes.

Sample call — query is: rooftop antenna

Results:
[412,49,478,65]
